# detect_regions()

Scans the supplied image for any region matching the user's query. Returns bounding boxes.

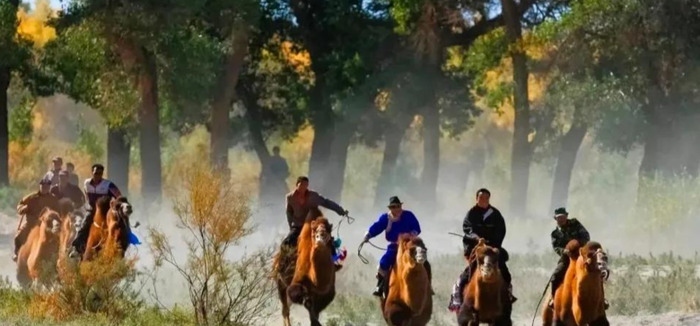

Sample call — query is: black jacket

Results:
[462,205,506,256]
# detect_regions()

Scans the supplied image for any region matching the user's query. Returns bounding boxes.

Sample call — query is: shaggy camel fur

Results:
[277,208,336,326]
[382,234,432,326]
[16,208,62,288]
[542,240,610,326]
[83,196,133,261]
[57,198,79,277]
[458,238,511,326]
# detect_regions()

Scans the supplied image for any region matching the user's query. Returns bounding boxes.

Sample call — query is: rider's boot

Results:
[508,283,517,303]
[373,273,385,297]
[448,282,463,312]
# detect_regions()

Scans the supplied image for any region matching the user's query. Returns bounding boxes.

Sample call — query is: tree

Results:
[0,0,32,186]
[42,20,138,194]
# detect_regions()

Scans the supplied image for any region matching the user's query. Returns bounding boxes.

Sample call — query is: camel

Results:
[382,234,432,326]
[57,198,80,277]
[276,208,336,326]
[542,240,610,326]
[84,196,133,261]
[458,238,510,326]
[16,208,62,288]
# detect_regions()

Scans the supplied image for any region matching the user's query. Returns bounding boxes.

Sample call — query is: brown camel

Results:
[16,208,62,288]
[276,208,336,326]
[382,234,432,326]
[57,198,79,277]
[542,240,610,326]
[83,196,133,261]
[458,238,510,326]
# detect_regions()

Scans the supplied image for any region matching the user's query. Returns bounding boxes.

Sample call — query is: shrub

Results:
[150,158,275,326]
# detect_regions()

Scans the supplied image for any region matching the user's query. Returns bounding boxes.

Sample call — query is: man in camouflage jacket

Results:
[548,207,590,307]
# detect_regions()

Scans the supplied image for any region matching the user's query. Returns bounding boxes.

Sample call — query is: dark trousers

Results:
[551,254,569,297]
[282,226,301,247]
[72,209,94,255]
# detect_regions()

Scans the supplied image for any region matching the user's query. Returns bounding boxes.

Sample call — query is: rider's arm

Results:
[551,231,566,256]
[108,183,122,198]
[462,211,479,244]
[17,194,32,215]
[319,195,346,216]
[408,211,421,236]
[365,214,388,241]
[493,211,506,248]
[285,196,294,228]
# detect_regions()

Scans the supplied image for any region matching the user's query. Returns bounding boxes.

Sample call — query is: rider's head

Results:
[388,196,403,215]
[66,162,75,173]
[39,178,51,194]
[52,156,63,171]
[554,207,569,227]
[272,146,281,156]
[92,164,105,182]
[296,176,309,193]
[476,188,491,209]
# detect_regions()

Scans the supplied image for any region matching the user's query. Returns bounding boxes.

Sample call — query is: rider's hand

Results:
[562,249,570,256]
[343,210,349,216]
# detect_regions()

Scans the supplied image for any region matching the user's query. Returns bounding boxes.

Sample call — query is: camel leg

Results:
[304,297,322,326]
[277,282,291,326]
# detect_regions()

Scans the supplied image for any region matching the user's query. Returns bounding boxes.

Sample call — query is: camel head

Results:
[398,234,428,267]
[39,209,62,235]
[578,241,610,281]
[110,197,133,218]
[310,217,332,247]
[474,244,500,282]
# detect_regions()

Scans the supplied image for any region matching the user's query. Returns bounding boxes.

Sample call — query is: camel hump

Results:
[565,239,582,259]
[584,241,603,252]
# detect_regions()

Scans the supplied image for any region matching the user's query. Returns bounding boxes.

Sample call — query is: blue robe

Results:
[365,210,421,271]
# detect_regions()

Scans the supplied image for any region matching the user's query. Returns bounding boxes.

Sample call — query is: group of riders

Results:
[14,157,601,319]
[13,157,121,263]
[280,176,604,320]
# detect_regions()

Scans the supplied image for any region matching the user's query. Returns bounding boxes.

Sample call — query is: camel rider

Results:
[283,176,348,247]
[50,170,86,214]
[548,207,596,308]
[43,156,63,186]
[449,188,515,312]
[13,178,60,262]
[69,164,122,257]
[363,196,431,297]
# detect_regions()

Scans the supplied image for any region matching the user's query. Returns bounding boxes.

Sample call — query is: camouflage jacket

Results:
[551,218,590,256]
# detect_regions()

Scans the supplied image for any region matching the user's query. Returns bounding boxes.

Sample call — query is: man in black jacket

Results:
[448,188,515,313]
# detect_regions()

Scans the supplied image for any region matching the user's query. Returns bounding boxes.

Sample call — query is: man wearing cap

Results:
[43,157,63,186]
[283,176,348,247]
[69,164,122,258]
[449,188,516,314]
[50,170,86,212]
[548,207,591,308]
[12,178,60,262]
[362,196,430,297]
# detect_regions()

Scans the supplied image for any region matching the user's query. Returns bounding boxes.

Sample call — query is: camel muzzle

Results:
[415,247,427,264]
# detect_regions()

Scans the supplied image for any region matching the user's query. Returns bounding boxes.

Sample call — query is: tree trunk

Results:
[107,127,130,196]
[502,0,532,217]
[374,114,412,208]
[0,68,9,186]
[137,49,162,202]
[307,76,335,193]
[549,109,587,213]
[421,105,440,210]
[210,31,249,172]
[323,120,355,202]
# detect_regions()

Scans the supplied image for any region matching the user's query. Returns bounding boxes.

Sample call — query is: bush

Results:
[150,158,275,326]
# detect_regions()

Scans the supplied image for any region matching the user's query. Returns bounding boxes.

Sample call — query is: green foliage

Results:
[0,1,32,71]
[9,95,34,146]
[76,117,104,161]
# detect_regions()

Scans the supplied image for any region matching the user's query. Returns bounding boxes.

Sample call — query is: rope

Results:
[357,239,387,265]
[531,280,551,326]
[335,213,355,240]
